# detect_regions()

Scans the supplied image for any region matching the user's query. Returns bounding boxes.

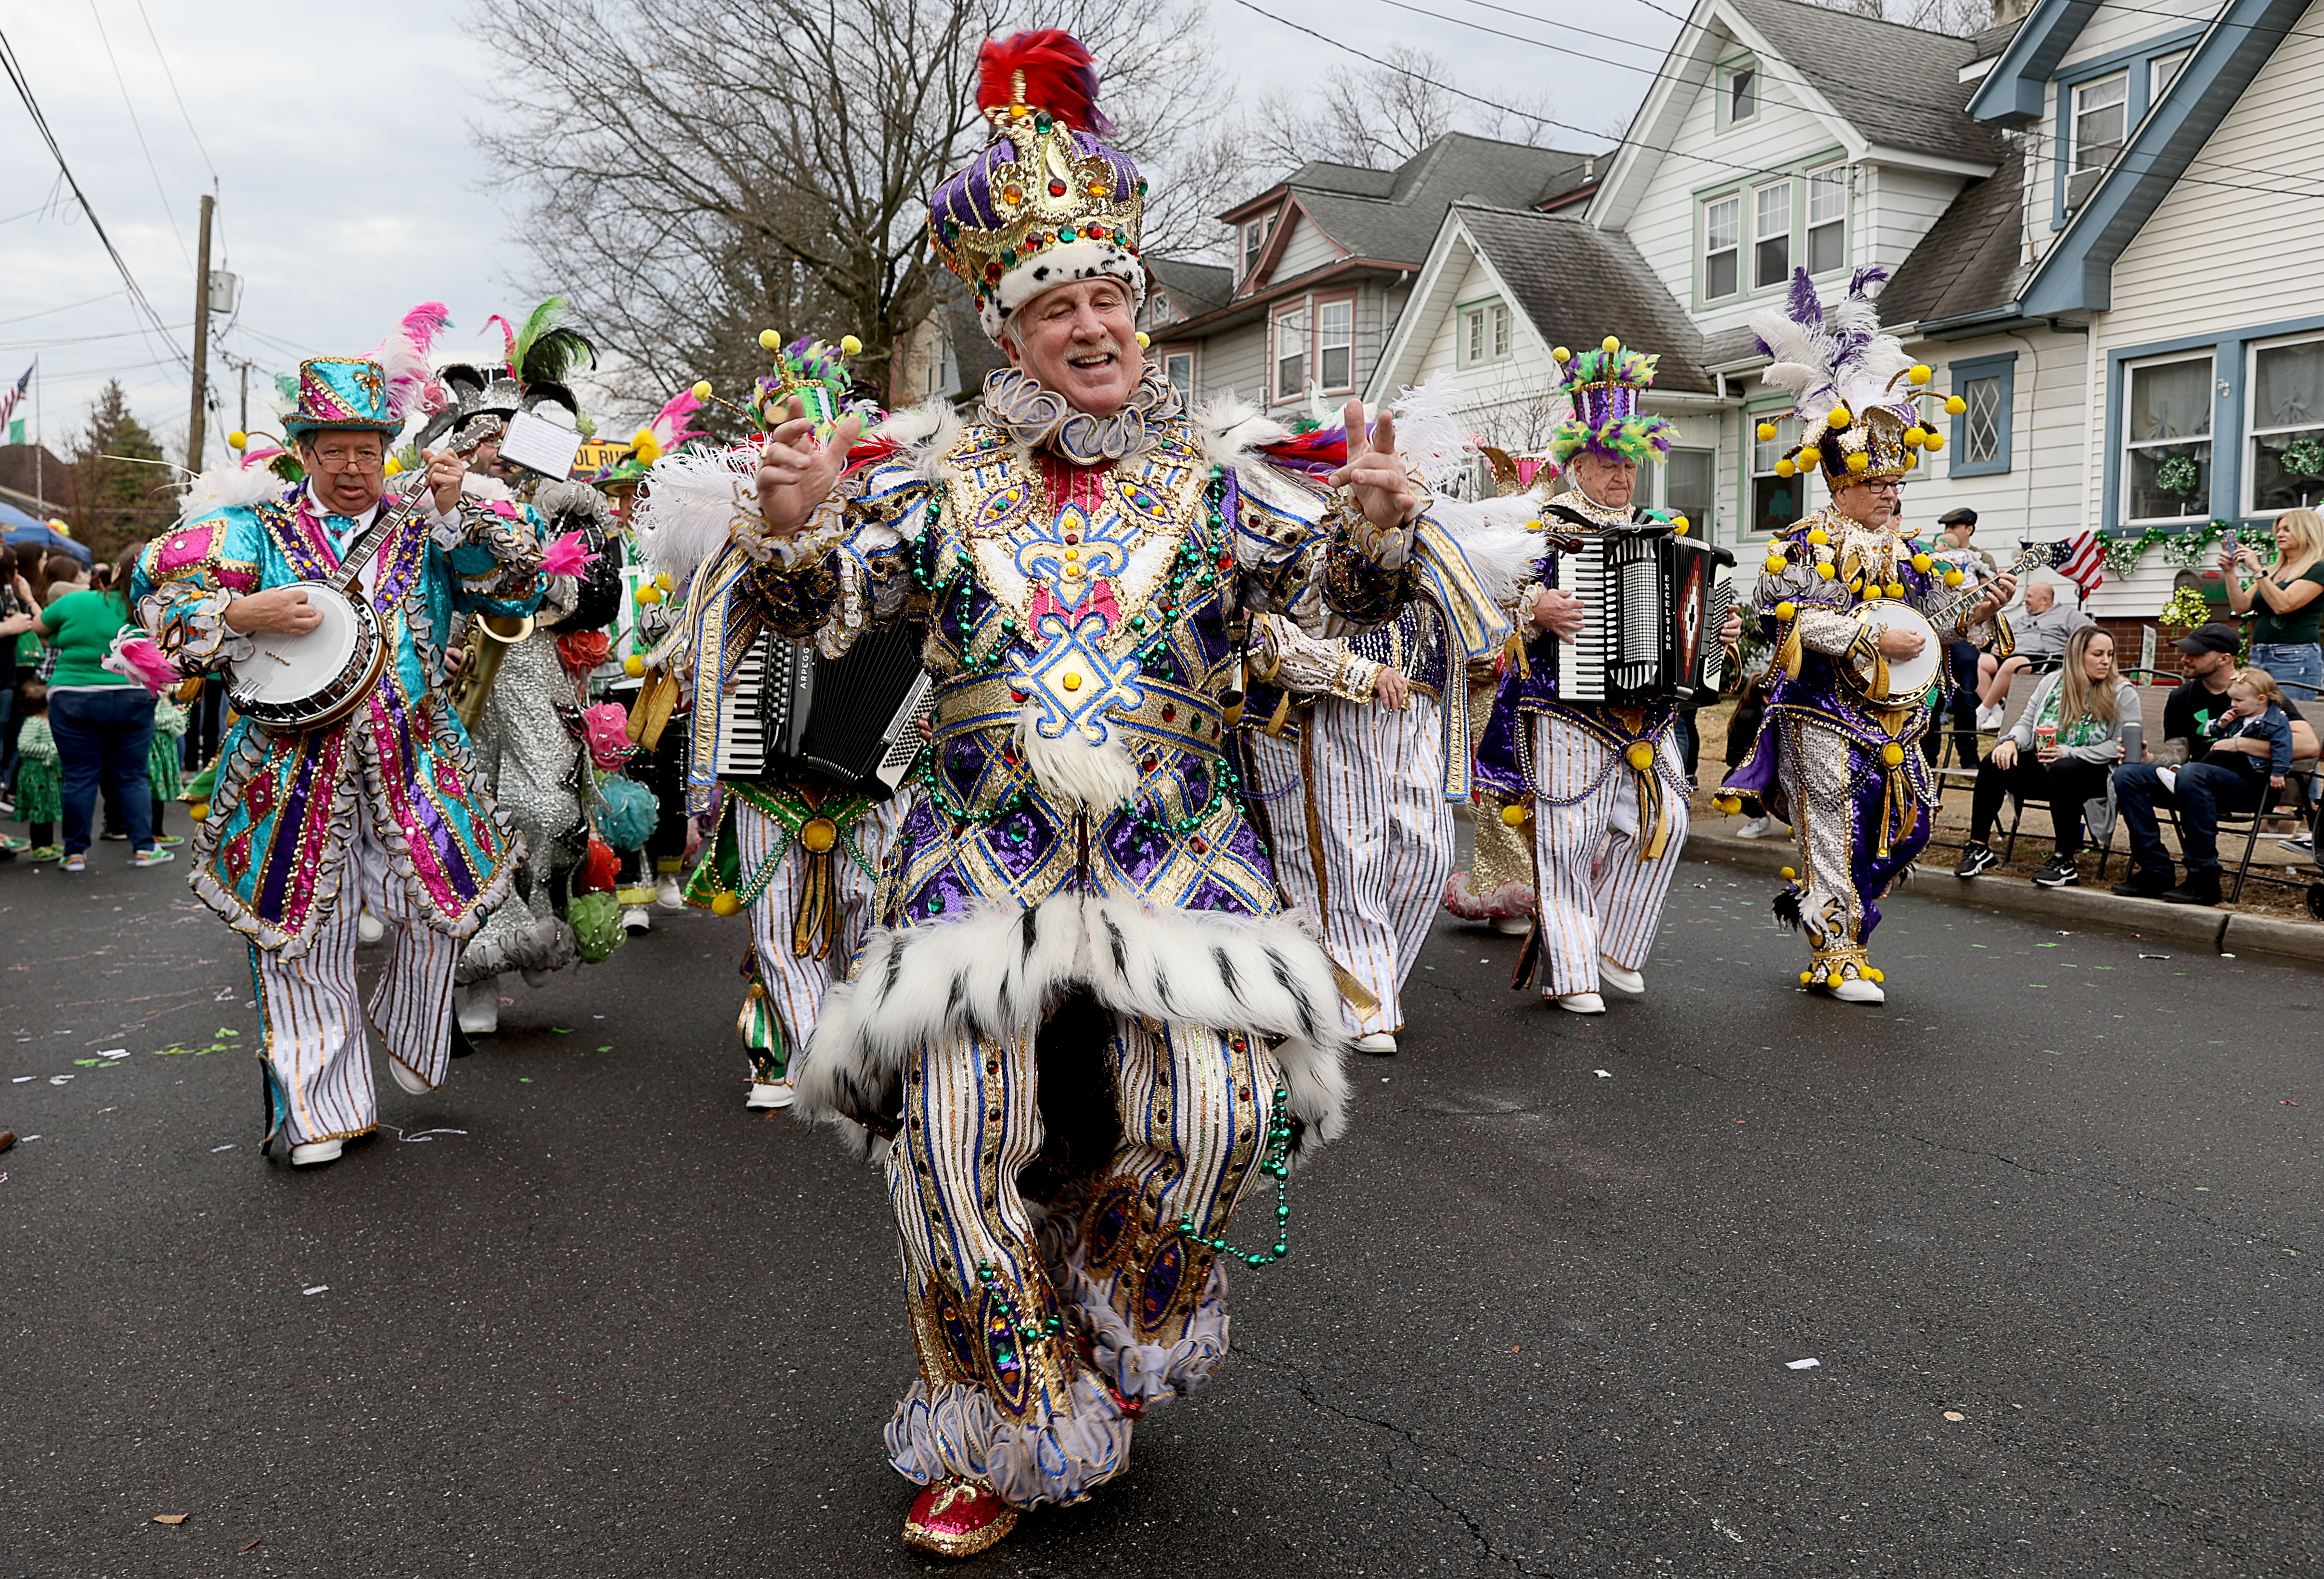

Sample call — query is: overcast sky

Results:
[0,0,1677,488]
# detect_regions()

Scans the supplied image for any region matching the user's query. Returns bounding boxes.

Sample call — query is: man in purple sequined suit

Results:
[681,31,1460,1554]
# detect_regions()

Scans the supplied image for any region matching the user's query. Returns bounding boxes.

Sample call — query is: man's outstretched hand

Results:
[753,394,863,539]
[1328,399,1422,531]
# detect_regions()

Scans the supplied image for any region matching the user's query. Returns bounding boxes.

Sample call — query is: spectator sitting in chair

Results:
[2112,664,2295,907]
[1954,626,2137,889]
[1974,579,2092,729]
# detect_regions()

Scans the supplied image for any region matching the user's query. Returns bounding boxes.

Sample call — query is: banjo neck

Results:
[1918,544,2045,629]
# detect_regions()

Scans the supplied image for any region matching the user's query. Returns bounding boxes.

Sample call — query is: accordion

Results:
[712,622,934,798]
[1552,527,1736,706]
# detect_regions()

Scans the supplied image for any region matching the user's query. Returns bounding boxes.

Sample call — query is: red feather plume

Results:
[976,30,1112,134]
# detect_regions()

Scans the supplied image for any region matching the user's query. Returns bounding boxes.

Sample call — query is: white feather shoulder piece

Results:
[635,445,757,586]
[177,462,289,523]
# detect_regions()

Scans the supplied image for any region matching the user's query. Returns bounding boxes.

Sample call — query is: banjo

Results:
[1846,545,2044,707]
[227,456,461,731]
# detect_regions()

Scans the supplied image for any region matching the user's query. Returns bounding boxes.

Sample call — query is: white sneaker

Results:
[1491,914,1532,936]
[356,910,386,944]
[1825,976,1885,1004]
[387,1058,432,1096]
[656,877,684,911]
[747,1079,796,1110]
[289,1138,344,1166]
[1732,816,1772,839]
[1353,1032,1397,1055]
[1555,992,1605,1014]
[621,906,651,932]
[455,982,500,1035]
[1975,704,2004,730]
[1598,960,1645,995]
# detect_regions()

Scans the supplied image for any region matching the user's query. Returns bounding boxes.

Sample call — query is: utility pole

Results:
[187,192,214,472]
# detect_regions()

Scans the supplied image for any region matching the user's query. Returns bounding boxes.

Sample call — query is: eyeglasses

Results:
[309,447,383,473]
[1861,480,1904,494]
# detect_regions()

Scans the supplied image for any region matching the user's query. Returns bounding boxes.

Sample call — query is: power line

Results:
[86,0,189,269]
[130,0,215,183]
[0,25,190,373]
[0,288,128,328]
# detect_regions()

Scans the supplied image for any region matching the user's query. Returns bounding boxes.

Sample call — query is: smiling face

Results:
[1002,278,1144,417]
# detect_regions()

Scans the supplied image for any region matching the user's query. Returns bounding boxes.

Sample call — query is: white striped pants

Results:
[1247,694,1454,1035]
[737,795,904,1083]
[1528,712,1689,998]
[253,807,460,1145]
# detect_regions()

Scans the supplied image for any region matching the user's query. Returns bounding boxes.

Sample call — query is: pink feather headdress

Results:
[363,303,454,424]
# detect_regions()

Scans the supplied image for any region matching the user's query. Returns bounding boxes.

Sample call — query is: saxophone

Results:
[448,609,535,730]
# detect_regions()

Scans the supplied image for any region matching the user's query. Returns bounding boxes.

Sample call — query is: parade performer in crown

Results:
[650,29,1509,1553]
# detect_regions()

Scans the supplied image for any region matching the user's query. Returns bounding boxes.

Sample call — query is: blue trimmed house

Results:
[1363,0,2324,622]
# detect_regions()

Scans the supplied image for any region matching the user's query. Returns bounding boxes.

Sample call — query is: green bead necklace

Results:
[1176,1082,1293,1268]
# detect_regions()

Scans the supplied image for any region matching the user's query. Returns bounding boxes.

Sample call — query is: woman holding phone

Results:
[2223,508,2324,701]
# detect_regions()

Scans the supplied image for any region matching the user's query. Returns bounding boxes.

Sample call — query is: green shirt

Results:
[40,588,136,689]
[2251,564,2324,645]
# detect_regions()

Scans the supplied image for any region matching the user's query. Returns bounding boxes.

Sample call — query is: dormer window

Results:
[2150,49,2191,99]
[1241,211,1279,282]
[1728,64,1758,124]
[2071,73,2128,173]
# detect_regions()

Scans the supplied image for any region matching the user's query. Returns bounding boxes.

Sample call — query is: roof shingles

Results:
[1457,204,1716,395]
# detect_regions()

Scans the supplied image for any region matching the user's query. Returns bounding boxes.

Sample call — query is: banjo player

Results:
[132,322,549,1167]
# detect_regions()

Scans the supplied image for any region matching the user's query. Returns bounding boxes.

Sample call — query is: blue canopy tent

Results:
[0,502,95,564]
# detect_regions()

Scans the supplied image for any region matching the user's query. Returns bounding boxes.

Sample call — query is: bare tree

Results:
[472,0,1229,411]
[1816,0,1990,36]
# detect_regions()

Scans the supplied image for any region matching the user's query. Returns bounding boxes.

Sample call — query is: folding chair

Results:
[2093,682,2184,881]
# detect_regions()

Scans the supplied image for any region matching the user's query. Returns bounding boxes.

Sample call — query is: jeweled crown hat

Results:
[928,29,1147,341]
[1546,336,1678,465]
[1749,267,1966,488]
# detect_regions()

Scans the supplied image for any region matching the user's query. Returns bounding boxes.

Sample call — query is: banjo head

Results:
[1851,599,1943,705]
[230,582,384,728]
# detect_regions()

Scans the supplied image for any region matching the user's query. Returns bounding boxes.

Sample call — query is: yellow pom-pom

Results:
[1807,528,1829,546]
[1828,405,1852,429]
[1903,426,1927,448]
[1925,432,1946,452]
[1867,967,1885,983]
[1944,568,1965,586]
[1775,600,1796,621]
[1552,346,1571,363]
[758,329,781,350]
[1818,563,1838,580]
[1904,452,1920,470]
[691,380,712,400]
[189,801,210,822]
[382,457,403,477]
[840,334,863,355]
[1911,553,1933,573]
[1885,581,1905,598]
[655,572,673,590]
[1781,867,1797,881]
[1881,742,1905,767]
[1624,742,1656,771]
[1775,458,1796,478]
[1944,395,1966,416]
[1670,515,1690,535]
[622,655,646,678]
[1763,555,1786,575]
[1800,970,1815,985]
[1909,365,1933,385]
[1599,336,1619,355]
[1845,451,1869,474]
[227,430,248,450]
[1499,803,1530,827]
[1756,423,1776,442]
[1134,332,1151,349]
[633,436,661,465]
[635,585,664,606]
[710,891,743,917]
[633,427,656,449]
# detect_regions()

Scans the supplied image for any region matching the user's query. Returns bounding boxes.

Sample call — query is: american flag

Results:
[2047,531,2106,597]
[0,364,28,431]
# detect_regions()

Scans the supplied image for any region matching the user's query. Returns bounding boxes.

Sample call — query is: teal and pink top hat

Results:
[284,357,398,437]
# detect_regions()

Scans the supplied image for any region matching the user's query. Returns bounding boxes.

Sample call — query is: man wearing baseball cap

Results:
[2110,623,2255,902]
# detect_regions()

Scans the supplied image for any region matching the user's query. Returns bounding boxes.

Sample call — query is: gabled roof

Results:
[1966,0,2102,124]
[1369,204,1715,402]
[1729,0,2008,167]
[1144,257,1235,324]
[1877,144,2028,331]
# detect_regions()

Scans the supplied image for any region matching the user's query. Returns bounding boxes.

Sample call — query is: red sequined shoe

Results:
[901,1476,1017,1556]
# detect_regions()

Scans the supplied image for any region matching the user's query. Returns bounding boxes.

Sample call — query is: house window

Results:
[1751,413,1805,537]
[1242,211,1278,281]
[1459,300,1511,369]
[1703,195,1741,300]
[1727,64,1758,124]
[1273,306,1306,400]
[1162,350,1194,406]
[1660,447,1716,531]
[2072,72,2129,172]
[1316,298,1354,391]
[2248,335,2324,514]
[1806,166,1847,275]
[1961,379,2003,462]
[2123,353,2214,523]
[1753,183,1792,289]
[1948,354,2015,477]
[2150,48,2191,100]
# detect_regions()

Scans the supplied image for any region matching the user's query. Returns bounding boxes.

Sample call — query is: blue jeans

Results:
[2250,642,2322,702]
[49,687,155,855]
[2113,759,2258,876]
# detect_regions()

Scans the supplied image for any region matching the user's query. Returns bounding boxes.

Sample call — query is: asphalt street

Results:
[4,847,2321,1578]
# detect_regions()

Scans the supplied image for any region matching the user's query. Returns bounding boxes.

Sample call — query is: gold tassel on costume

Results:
[789,816,842,959]
[1619,725,1670,861]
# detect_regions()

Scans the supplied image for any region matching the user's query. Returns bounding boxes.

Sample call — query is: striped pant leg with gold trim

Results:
[736,796,907,1081]
[1245,701,1455,1034]
[880,1007,1278,1509]
[253,812,461,1145]
[1528,712,1690,997]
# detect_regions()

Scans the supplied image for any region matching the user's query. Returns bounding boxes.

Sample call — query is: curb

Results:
[1687,832,2257,952]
